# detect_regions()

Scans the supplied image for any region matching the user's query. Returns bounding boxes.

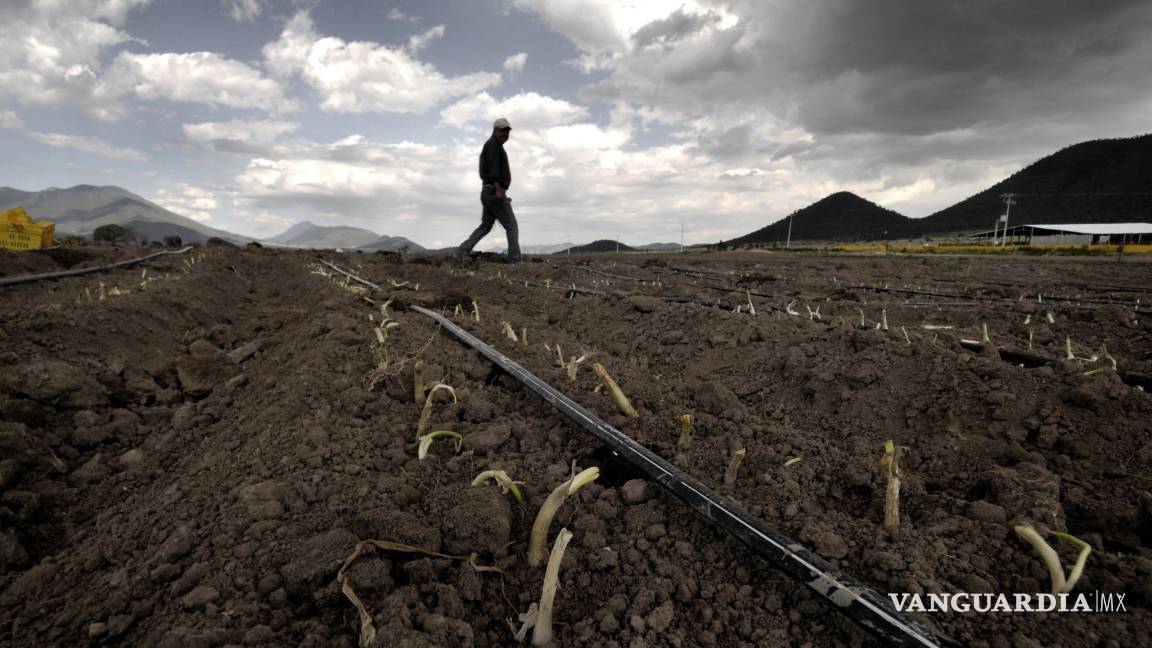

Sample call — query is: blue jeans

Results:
[458,187,520,262]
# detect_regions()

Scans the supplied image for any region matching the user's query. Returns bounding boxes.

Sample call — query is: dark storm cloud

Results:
[589,0,1152,139]
[631,8,721,51]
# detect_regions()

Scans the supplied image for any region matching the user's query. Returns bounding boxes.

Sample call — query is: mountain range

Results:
[4,133,1149,248]
[730,133,1152,244]
[0,185,252,245]
[266,221,423,251]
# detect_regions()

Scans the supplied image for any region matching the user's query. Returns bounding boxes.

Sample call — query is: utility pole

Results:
[786,211,795,248]
[680,223,685,253]
[566,233,570,255]
[999,193,1017,245]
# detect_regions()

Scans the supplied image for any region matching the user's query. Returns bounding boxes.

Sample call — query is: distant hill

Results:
[637,242,680,251]
[267,220,424,251]
[556,239,636,254]
[913,134,1152,234]
[729,192,910,245]
[357,235,424,252]
[0,184,252,244]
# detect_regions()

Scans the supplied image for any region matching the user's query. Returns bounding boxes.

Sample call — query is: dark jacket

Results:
[479,137,511,190]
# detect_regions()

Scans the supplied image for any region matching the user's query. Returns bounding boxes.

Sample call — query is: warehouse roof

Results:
[1020,223,1152,234]
[969,222,1152,237]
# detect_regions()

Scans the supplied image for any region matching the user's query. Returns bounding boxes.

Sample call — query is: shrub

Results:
[93,224,132,243]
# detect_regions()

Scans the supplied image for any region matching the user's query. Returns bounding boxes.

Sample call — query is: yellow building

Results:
[1,207,55,250]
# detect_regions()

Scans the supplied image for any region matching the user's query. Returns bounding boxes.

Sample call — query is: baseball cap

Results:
[493,117,512,130]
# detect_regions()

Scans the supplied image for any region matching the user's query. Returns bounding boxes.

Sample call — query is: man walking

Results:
[456,118,521,263]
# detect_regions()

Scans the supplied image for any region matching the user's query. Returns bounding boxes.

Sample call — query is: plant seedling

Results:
[528,465,599,567]
[472,300,481,322]
[472,469,524,502]
[417,383,458,438]
[783,457,802,468]
[724,448,746,487]
[880,439,900,528]
[417,430,462,460]
[501,320,519,342]
[746,290,756,316]
[1013,523,1092,593]
[591,363,637,418]
[677,414,694,448]
[532,528,574,646]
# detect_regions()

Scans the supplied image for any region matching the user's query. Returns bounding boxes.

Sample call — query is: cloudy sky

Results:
[2,0,1151,248]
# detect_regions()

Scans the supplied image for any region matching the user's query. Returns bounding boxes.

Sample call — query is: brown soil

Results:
[1,247,1150,647]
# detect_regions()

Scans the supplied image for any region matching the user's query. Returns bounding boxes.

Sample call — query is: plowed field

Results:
[1,245,1149,647]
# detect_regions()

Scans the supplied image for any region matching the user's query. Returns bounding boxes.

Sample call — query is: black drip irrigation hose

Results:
[845,283,1152,313]
[956,340,1152,391]
[736,338,1152,397]
[320,260,958,646]
[410,304,958,648]
[0,247,194,288]
[571,265,657,283]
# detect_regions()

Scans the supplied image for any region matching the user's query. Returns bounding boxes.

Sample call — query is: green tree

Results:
[93,224,131,243]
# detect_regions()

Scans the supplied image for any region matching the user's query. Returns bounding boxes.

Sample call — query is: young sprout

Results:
[591,363,638,418]
[472,469,524,502]
[677,414,694,449]
[1098,344,1117,371]
[980,323,992,345]
[532,528,574,646]
[805,305,821,320]
[413,360,425,404]
[857,307,867,328]
[98,282,107,301]
[521,328,528,346]
[880,440,901,528]
[746,290,756,316]
[1046,311,1055,324]
[1023,313,1031,325]
[417,383,458,438]
[501,321,520,342]
[1013,523,1092,593]
[1065,336,1075,361]
[783,457,802,468]
[785,300,799,316]
[880,309,889,331]
[1027,327,1034,351]
[418,430,462,460]
[528,466,599,567]
[472,300,481,322]
[900,326,911,345]
[513,603,539,643]
[565,354,587,381]
[724,448,746,487]
[454,304,462,317]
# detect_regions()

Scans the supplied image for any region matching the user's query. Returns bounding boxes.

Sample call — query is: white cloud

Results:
[152,183,219,222]
[407,25,446,53]
[387,8,420,24]
[503,52,528,74]
[0,110,23,129]
[1,109,146,161]
[182,119,300,145]
[225,0,261,22]
[100,51,295,112]
[440,91,588,131]
[0,0,151,119]
[262,11,502,113]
